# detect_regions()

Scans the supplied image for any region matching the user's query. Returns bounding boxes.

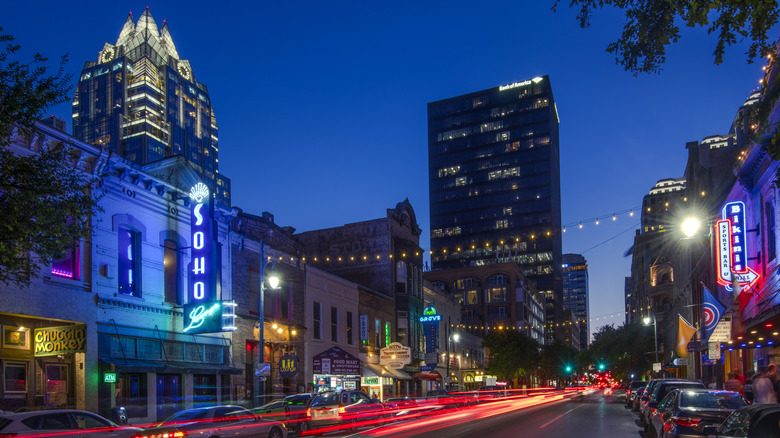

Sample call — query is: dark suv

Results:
[302,390,385,434]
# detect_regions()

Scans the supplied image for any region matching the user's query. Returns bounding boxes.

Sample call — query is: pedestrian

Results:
[724,371,744,394]
[767,363,779,401]
[744,370,755,403]
[753,367,778,404]
[734,369,745,385]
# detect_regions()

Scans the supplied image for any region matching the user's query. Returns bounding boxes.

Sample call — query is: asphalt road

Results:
[316,390,641,438]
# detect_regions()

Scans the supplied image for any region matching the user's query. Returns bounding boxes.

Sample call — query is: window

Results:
[331,306,338,343]
[767,201,776,261]
[118,226,141,296]
[4,361,26,393]
[465,289,479,305]
[313,302,322,340]
[51,244,80,280]
[375,318,381,348]
[346,311,353,345]
[164,240,181,304]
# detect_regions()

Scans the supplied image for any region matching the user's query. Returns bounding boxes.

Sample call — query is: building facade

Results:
[295,200,426,366]
[423,263,545,346]
[72,8,230,207]
[427,76,563,343]
[0,121,239,422]
[562,253,589,350]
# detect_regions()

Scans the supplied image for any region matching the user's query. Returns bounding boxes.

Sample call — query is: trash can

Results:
[111,406,128,425]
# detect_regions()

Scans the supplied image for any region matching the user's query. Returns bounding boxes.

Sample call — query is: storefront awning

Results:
[386,367,411,380]
[100,357,242,375]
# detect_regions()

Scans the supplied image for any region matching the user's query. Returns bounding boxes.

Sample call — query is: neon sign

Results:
[183,302,221,332]
[185,182,221,334]
[715,201,759,290]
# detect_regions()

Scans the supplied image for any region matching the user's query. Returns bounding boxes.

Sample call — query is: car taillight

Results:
[306,408,311,418]
[338,407,347,414]
[131,432,187,438]
[672,416,702,428]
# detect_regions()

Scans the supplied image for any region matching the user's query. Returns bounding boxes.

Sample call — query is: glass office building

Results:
[72,8,230,206]
[427,76,563,341]
[562,253,589,350]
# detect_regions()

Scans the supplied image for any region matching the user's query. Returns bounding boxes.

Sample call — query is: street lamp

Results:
[643,313,659,375]
[681,217,701,239]
[255,240,280,407]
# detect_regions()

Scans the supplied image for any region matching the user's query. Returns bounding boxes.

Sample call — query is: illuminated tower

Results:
[72,8,230,206]
[427,76,563,343]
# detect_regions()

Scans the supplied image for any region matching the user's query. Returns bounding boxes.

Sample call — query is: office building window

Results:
[346,311,353,345]
[313,302,321,339]
[331,306,338,343]
[118,226,141,297]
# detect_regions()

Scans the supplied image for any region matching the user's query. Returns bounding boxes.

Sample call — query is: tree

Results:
[582,322,653,382]
[553,0,780,75]
[0,28,102,287]
[539,340,580,386]
[482,330,541,382]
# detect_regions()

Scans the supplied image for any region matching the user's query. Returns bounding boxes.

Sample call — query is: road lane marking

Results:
[538,404,585,429]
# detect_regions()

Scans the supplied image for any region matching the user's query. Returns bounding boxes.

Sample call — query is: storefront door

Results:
[44,363,69,408]
[156,374,181,421]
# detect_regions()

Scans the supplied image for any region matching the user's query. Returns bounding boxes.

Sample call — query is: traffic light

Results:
[598,363,605,371]
[565,365,572,373]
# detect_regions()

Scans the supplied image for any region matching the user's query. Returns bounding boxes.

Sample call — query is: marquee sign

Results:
[34,325,86,357]
[420,306,440,365]
[715,201,759,290]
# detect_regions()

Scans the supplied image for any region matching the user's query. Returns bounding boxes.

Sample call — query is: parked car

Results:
[281,393,314,433]
[642,380,706,430]
[633,387,647,411]
[384,397,418,410]
[251,399,289,423]
[302,390,386,434]
[648,388,747,438]
[134,405,286,438]
[0,409,142,437]
[640,380,688,426]
[627,380,648,407]
[703,404,780,438]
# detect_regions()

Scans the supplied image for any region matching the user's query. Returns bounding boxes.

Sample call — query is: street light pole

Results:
[644,313,659,376]
[255,239,279,407]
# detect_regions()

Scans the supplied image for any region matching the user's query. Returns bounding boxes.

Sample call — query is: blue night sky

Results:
[5,1,772,339]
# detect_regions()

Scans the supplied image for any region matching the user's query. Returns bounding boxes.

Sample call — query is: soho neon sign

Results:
[715,201,759,290]
[189,183,212,302]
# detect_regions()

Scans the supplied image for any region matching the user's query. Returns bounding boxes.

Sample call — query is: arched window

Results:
[164,240,182,304]
[118,226,141,297]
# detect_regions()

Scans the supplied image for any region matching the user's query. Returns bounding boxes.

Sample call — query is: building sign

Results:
[279,353,300,379]
[312,346,361,375]
[420,306,440,363]
[715,202,759,290]
[380,342,412,369]
[34,325,86,357]
[498,77,543,91]
[360,314,369,343]
[362,376,380,386]
[183,301,223,333]
[186,182,222,334]
[709,318,732,343]
[104,372,117,383]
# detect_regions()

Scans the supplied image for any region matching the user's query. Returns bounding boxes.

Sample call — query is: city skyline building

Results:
[562,253,589,350]
[72,7,230,206]
[427,76,563,343]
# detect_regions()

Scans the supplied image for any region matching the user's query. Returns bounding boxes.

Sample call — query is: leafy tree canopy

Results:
[553,0,780,75]
[581,322,654,381]
[0,28,102,287]
[482,330,541,380]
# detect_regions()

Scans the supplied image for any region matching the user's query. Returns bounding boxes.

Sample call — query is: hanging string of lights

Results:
[262,205,643,266]
[444,310,628,332]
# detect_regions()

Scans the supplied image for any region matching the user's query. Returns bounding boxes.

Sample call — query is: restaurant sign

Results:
[380,342,412,369]
[34,325,86,357]
[312,346,361,375]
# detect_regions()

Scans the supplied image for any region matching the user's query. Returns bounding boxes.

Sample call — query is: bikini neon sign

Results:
[715,201,759,290]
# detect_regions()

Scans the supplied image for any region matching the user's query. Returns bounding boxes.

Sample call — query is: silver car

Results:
[0,408,142,437]
[136,405,286,438]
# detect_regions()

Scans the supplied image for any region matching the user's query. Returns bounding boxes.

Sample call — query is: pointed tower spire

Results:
[137,7,159,41]
[159,21,180,60]
[115,13,136,47]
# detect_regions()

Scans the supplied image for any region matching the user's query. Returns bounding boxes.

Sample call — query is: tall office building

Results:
[562,253,589,350]
[427,76,563,342]
[72,8,230,206]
